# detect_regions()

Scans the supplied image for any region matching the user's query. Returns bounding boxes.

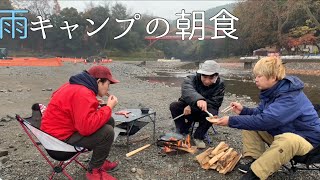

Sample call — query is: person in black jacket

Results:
[170,60,225,148]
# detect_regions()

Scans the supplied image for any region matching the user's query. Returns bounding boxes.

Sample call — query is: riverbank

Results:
[0,61,318,180]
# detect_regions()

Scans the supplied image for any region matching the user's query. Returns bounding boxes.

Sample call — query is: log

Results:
[219,148,233,162]
[176,146,198,154]
[217,148,233,167]
[228,154,242,173]
[196,147,214,163]
[219,151,238,167]
[201,156,211,165]
[210,163,218,170]
[208,151,226,165]
[216,146,229,155]
[125,144,151,157]
[210,142,226,155]
[201,163,211,170]
[219,153,242,174]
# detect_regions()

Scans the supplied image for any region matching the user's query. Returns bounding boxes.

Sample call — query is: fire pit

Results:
[157,133,197,154]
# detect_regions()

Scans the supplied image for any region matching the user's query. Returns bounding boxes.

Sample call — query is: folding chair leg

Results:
[211,126,218,134]
[190,122,195,137]
[49,162,75,180]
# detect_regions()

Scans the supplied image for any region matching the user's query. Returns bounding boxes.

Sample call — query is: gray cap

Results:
[197,60,221,75]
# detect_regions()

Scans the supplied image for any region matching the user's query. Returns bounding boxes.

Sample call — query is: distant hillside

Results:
[204,3,237,24]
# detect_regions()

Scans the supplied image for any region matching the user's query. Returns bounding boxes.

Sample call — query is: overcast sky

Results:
[59,0,237,20]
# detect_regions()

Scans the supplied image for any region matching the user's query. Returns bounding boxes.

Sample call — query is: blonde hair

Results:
[253,56,286,80]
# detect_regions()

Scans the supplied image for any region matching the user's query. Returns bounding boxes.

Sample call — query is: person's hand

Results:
[197,100,207,111]
[208,116,229,126]
[230,102,243,115]
[107,95,118,109]
[183,105,191,115]
[97,98,104,104]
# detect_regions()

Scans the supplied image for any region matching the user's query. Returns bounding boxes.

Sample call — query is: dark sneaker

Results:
[238,158,255,174]
[240,169,259,180]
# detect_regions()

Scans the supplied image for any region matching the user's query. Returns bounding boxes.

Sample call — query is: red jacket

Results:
[41,83,112,140]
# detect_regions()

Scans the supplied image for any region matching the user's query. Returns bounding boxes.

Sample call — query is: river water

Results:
[138,70,320,105]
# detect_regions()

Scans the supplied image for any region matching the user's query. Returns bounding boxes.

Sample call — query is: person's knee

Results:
[170,101,179,112]
[274,133,302,148]
[96,124,114,141]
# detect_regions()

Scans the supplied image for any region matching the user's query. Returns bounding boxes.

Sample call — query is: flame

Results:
[163,146,175,153]
[162,134,192,153]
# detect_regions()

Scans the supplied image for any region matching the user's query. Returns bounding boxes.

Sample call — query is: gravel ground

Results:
[0,61,319,180]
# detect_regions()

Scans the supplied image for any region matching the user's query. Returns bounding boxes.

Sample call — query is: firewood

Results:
[216,165,222,171]
[201,156,211,165]
[210,142,226,155]
[227,154,242,173]
[208,151,226,165]
[195,147,214,163]
[216,146,229,155]
[201,162,211,170]
[219,153,242,174]
[219,148,233,161]
[210,163,218,170]
[176,146,198,154]
[217,148,233,167]
[219,151,238,167]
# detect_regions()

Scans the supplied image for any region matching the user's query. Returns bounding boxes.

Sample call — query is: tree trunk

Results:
[303,2,320,27]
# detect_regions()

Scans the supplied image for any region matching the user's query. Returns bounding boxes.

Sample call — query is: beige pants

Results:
[242,130,313,180]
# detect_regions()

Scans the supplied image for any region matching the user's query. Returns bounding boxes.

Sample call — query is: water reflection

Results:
[137,72,319,105]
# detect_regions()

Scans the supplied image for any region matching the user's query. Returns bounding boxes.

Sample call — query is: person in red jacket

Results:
[41,65,119,180]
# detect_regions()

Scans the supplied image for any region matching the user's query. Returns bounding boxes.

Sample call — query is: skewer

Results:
[221,106,233,113]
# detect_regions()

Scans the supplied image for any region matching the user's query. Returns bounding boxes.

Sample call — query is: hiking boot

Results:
[238,157,255,174]
[102,160,119,172]
[240,169,259,180]
[194,139,206,149]
[86,168,117,180]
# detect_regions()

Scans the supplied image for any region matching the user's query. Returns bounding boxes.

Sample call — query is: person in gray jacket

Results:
[169,60,225,148]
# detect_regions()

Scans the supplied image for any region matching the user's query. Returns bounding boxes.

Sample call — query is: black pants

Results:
[170,101,217,140]
[66,117,115,169]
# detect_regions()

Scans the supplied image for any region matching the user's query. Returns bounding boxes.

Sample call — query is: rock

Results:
[5,164,12,168]
[22,160,32,164]
[7,89,12,92]
[6,115,14,120]
[0,156,9,164]
[0,149,8,157]
[131,167,137,173]
[17,89,23,92]
[42,89,46,91]
[46,88,53,91]
[136,168,144,175]
[0,90,6,93]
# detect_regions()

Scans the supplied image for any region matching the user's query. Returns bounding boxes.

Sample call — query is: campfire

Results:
[157,134,197,154]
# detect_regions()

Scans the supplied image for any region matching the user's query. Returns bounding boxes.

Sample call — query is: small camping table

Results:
[112,109,156,151]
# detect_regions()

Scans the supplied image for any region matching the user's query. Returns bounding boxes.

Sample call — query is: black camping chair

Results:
[283,144,320,178]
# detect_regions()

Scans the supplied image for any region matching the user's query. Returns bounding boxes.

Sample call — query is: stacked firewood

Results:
[195,141,242,174]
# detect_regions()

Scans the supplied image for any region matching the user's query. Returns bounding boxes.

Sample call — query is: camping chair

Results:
[283,144,320,178]
[15,114,88,180]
